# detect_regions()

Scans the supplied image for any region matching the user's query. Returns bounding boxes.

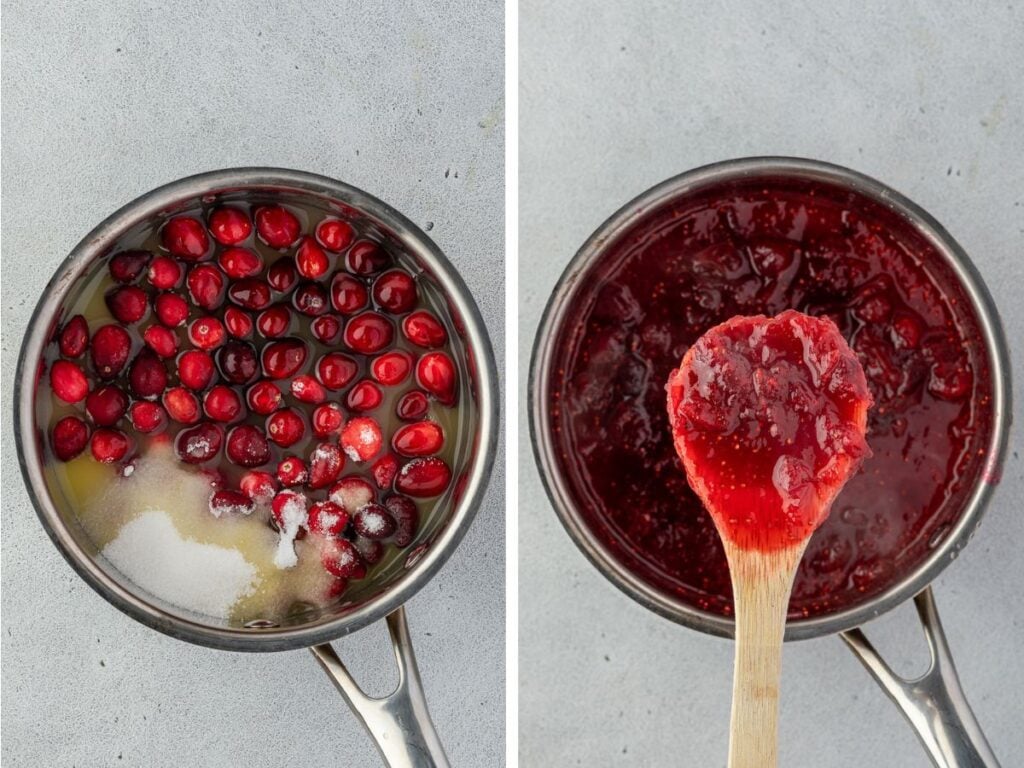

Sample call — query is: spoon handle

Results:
[722,541,807,768]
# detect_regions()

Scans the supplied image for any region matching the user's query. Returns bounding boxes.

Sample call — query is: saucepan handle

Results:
[310,606,450,768]
[840,587,999,768]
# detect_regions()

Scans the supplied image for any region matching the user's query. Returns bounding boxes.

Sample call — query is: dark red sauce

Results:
[549,175,993,619]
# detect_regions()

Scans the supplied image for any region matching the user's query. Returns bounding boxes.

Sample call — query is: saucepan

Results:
[530,157,1010,767]
[14,168,499,768]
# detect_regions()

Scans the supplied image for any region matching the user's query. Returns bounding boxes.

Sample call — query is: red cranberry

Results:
[315,218,354,251]
[105,286,149,324]
[416,352,457,405]
[396,390,430,421]
[296,237,330,279]
[91,428,131,463]
[59,315,89,358]
[354,503,397,539]
[372,454,399,489]
[291,375,326,404]
[385,495,419,547]
[330,273,368,314]
[354,536,384,564]
[307,500,349,536]
[346,240,388,274]
[344,312,394,354]
[261,338,308,379]
[276,456,309,486]
[148,256,183,289]
[309,442,345,489]
[341,416,383,462]
[329,476,375,513]
[208,207,252,246]
[928,362,972,401]
[371,351,412,385]
[267,408,305,447]
[128,353,168,400]
[346,380,383,412]
[267,260,299,293]
[204,385,242,422]
[163,387,201,424]
[178,350,216,390]
[891,314,922,350]
[188,316,226,350]
[396,457,452,497]
[255,205,300,249]
[218,246,263,278]
[52,415,91,461]
[321,538,365,579]
[187,264,226,311]
[402,311,448,348]
[217,341,259,385]
[247,380,283,414]
[154,293,189,327]
[129,401,166,433]
[293,282,330,316]
[257,305,292,338]
[373,270,417,313]
[224,307,254,339]
[392,420,444,457]
[162,216,210,260]
[90,324,132,379]
[50,360,89,403]
[315,352,358,390]
[311,402,344,437]
[310,315,342,343]
[109,250,151,283]
[143,325,179,358]
[85,385,129,426]
[271,489,308,528]
[209,489,255,517]
[226,424,272,467]
[176,421,223,464]
[240,470,278,503]
[228,279,273,310]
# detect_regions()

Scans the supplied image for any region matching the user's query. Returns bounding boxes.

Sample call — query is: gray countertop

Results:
[519,1,1023,765]
[1,1,504,766]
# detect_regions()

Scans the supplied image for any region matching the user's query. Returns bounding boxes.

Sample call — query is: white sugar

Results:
[273,496,308,569]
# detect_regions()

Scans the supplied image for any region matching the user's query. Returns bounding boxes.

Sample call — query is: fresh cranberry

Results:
[208,207,252,246]
[148,256,183,289]
[330,273,368,314]
[315,218,354,252]
[176,421,223,464]
[217,341,259,385]
[346,380,383,411]
[188,316,226,350]
[52,415,91,461]
[277,456,309,486]
[154,293,189,327]
[163,387,201,424]
[50,360,89,403]
[225,424,271,466]
[187,265,226,311]
[309,442,344,489]
[209,489,255,517]
[59,315,89,358]
[329,476,375,513]
[240,470,278,503]
[224,307,254,339]
[385,495,419,547]
[91,428,131,463]
[261,338,308,379]
[346,240,388,274]
[344,312,393,354]
[354,536,384,564]
[354,503,397,539]
[310,315,342,343]
[267,408,305,447]
[178,349,216,390]
[371,351,412,386]
[307,500,349,536]
[109,250,151,283]
[341,416,382,462]
[204,385,242,422]
[271,489,308,528]
[228,279,273,310]
[392,421,443,457]
[128,353,168,400]
[295,237,330,279]
[315,352,358,389]
[402,311,448,348]
[312,402,344,437]
[218,246,263,278]
[84,385,128,426]
[293,282,329,316]
[257,305,292,338]
[255,205,300,248]
[90,325,132,379]
[247,380,283,414]
[396,457,452,497]
[129,401,166,433]
[396,390,430,421]
[373,270,417,313]
[162,216,210,260]
[416,352,457,405]
[372,454,399,489]
[143,325,178,358]
[267,260,299,293]
[321,538,365,579]
[291,375,326,404]
[105,286,149,324]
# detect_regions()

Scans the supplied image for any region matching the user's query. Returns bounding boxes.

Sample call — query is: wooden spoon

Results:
[666,310,872,768]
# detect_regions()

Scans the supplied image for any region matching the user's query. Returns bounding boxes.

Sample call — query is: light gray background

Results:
[520,1,1022,766]
[1,1,504,766]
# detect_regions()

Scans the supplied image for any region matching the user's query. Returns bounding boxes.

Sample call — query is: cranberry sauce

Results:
[550,176,993,619]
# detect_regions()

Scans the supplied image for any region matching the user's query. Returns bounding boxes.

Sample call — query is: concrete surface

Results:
[519,1,1023,766]
[1,1,504,766]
